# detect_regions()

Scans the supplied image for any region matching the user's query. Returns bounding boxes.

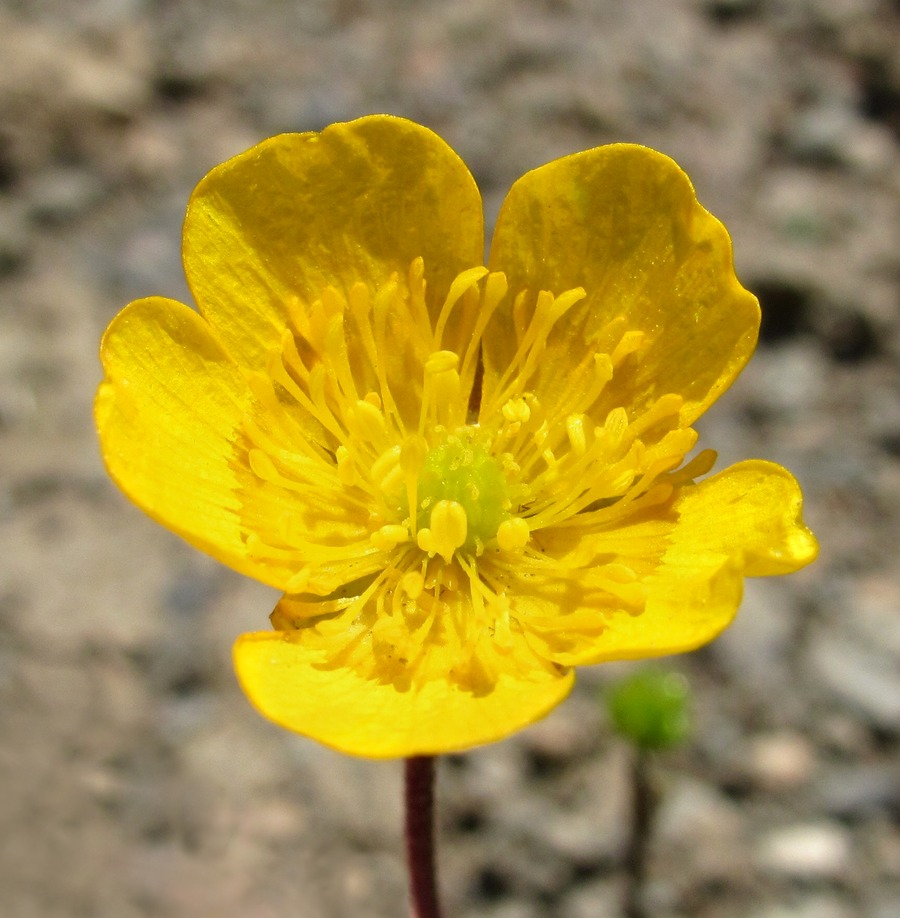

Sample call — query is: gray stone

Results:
[756,822,853,881]
[819,764,900,820]
[27,167,104,225]
[809,631,900,731]
[746,731,817,793]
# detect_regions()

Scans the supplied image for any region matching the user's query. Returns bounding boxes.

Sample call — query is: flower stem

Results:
[623,749,657,918]
[405,756,442,918]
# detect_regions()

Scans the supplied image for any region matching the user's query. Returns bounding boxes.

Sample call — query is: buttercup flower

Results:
[96,115,817,758]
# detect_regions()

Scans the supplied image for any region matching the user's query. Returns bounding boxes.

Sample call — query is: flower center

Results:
[414,428,509,561]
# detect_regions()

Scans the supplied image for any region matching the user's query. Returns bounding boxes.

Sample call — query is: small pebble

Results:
[757,822,853,880]
[748,895,852,918]
[747,731,816,792]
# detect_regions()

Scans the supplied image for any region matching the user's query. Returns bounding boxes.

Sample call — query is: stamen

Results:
[497,517,529,552]
[421,350,462,431]
[667,448,717,486]
[324,310,362,409]
[406,257,432,335]
[629,393,683,437]
[611,330,645,365]
[400,433,428,537]
[459,270,508,395]
[401,570,425,599]
[347,282,378,366]
[490,286,586,404]
[335,445,356,486]
[502,397,530,424]
[370,444,402,494]
[417,499,468,563]
[565,414,587,456]
[425,350,460,375]
[350,398,389,445]
[371,523,410,550]
[432,266,489,351]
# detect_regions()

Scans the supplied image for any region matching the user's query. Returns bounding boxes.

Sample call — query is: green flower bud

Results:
[606,669,692,751]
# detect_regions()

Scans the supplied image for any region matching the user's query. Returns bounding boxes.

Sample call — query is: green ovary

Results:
[417,431,510,551]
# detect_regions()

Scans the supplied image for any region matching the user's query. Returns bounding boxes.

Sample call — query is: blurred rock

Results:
[819,763,900,821]
[561,877,623,918]
[748,896,853,918]
[27,166,105,226]
[654,779,749,884]
[0,200,29,276]
[756,822,853,881]
[806,573,900,735]
[867,900,900,918]
[518,690,602,765]
[809,630,900,732]
[712,578,801,691]
[747,731,817,793]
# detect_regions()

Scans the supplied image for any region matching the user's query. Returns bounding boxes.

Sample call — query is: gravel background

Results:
[1,1,899,916]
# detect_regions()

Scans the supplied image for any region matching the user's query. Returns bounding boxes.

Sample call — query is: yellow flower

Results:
[96,115,817,758]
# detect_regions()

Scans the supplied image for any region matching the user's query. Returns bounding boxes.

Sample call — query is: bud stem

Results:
[405,756,442,918]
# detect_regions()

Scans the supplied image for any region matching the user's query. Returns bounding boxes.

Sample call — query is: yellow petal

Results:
[96,297,292,588]
[527,460,817,665]
[184,115,484,371]
[668,459,818,578]
[233,631,574,758]
[485,143,759,426]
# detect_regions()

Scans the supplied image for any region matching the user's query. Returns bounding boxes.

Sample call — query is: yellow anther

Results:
[631,393,684,435]
[612,330,644,365]
[400,434,429,474]
[492,611,515,649]
[602,407,629,441]
[566,414,587,456]
[424,351,461,427]
[400,570,425,599]
[371,524,409,550]
[425,350,459,375]
[669,448,717,485]
[433,266,489,348]
[550,286,587,320]
[593,352,613,383]
[336,445,356,486]
[417,499,468,563]
[285,568,311,593]
[601,563,638,583]
[352,399,387,442]
[416,529,434,556]
[348,281,369,313]
[324,311,346,355]
[321,285,346,317]
[408,256,426,286]
[364,391,382,409]
[497,517,530,552]
[484,271,509,311]
[435,369,461,403]
[372,275,399,331]
[248,448,278,482]
[500,453,520,477]
[502,398,531,424]
[371,444,401,489]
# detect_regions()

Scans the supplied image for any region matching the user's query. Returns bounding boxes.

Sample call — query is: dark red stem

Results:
[623,750,656,918]
[404,756,442,918]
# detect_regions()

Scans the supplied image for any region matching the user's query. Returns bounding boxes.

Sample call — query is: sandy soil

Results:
[1,1,899,915]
